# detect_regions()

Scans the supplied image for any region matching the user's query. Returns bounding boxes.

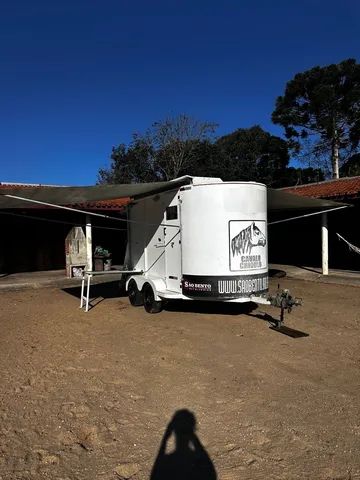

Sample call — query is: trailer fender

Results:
[126,276,165,302]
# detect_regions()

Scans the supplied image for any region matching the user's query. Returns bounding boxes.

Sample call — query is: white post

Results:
[86,214,93,272]
[321,213,329,275]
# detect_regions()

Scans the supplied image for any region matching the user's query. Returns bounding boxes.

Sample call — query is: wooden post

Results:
[321,213,329,275]
[86,214,93,272]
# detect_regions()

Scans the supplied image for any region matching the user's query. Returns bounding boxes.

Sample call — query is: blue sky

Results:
[1,0,359,185]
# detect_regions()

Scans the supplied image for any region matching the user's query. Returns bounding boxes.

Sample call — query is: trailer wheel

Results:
[143,283,163,314]
[128,280,143,306]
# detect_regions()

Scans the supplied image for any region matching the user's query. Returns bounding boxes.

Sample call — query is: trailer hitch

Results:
[267,286,302,329]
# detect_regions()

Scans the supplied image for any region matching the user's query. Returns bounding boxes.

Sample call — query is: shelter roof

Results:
[0,183,130,211]
[0,177,348,213]
[282,176,360,200]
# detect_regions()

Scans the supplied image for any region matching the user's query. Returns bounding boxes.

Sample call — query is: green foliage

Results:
[98,118,326,188]
[94,246,111,257]
[99,60,360,186]
[276,167,325,187]
[97,136,159,184]
[97,115,217,184]
[340,153,360,177]
[181,140,223,178]
[272,59,360,176]
[215,125,290,186]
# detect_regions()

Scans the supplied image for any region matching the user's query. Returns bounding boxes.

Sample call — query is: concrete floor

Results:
[0,269,123,291]
[0,264,359,291]
[271,264,360,287]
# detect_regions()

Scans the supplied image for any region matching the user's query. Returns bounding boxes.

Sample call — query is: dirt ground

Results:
[0,277,359,480]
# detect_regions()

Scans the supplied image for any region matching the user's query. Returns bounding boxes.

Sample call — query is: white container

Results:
[180,182,268,299]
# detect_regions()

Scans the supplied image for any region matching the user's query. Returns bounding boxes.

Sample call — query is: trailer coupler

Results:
[267,287,302,329]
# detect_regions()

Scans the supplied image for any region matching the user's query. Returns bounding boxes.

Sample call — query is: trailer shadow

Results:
[164,301,309,337]
[164,300,258,316]
[246,311,309,338]
[62,280,127,309]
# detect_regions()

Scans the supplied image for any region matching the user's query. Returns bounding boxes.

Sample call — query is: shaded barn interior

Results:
[0,209,128,274]
[1,177,359,275]
[269,200,360,271]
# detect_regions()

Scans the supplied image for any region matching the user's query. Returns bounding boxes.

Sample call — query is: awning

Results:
[0,177,349,213]
[267,188,347,212]
[0,177,191,209]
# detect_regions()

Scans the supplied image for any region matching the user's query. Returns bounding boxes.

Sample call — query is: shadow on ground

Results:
[164,300,258,316]
[150,410,217,480]
[61,271,308,337]
[62,281,127,309]
[165,301,308,337]
[268,268,287,278]
[295,265,320,274]
[247,311,309,338]
[62,269,286,307]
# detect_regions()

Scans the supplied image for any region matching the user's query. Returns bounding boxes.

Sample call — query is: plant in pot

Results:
[94,246,112,271]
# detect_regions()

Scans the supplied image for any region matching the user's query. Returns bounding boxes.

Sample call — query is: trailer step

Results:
[157,290,184,299]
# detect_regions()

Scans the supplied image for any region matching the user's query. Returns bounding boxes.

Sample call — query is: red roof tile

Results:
[0,182,68,188]
[282,176,360,199]
[70,198,130,210]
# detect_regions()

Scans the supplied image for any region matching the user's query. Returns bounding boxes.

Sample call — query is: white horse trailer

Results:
[125,177,275,313]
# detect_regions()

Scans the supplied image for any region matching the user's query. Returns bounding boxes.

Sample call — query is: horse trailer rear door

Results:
[164,201,182,292]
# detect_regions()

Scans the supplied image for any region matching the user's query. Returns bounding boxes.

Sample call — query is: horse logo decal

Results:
[231,222,266,256]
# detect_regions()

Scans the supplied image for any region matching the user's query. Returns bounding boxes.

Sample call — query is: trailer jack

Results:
[267,286,302,329]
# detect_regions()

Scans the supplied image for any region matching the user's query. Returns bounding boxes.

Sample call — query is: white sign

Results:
[229,220,267,272]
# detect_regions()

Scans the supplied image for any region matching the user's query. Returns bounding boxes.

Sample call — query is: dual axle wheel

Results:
[127,280,163,314]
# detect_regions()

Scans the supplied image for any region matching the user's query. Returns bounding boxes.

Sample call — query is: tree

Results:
[98,118,321,187]
[272,59,360,179]
[144,114,218,180]
[340,153,360,177]
[215,125,290,186]
[98,114,218,184]
[180,140,223,179]
[97,136,159,184]
[276,167,325,187]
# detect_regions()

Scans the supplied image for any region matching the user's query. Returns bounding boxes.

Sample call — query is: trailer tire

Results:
[128,280,143,306]
[143,283,163,314]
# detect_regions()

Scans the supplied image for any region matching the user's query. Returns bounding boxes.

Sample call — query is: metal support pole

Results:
[80,275,85,309]
[86,214,93,272]
[321,213,329,275]
[86,274,91,312]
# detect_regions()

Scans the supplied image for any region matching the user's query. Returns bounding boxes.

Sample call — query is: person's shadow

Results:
[150,409,217,480]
